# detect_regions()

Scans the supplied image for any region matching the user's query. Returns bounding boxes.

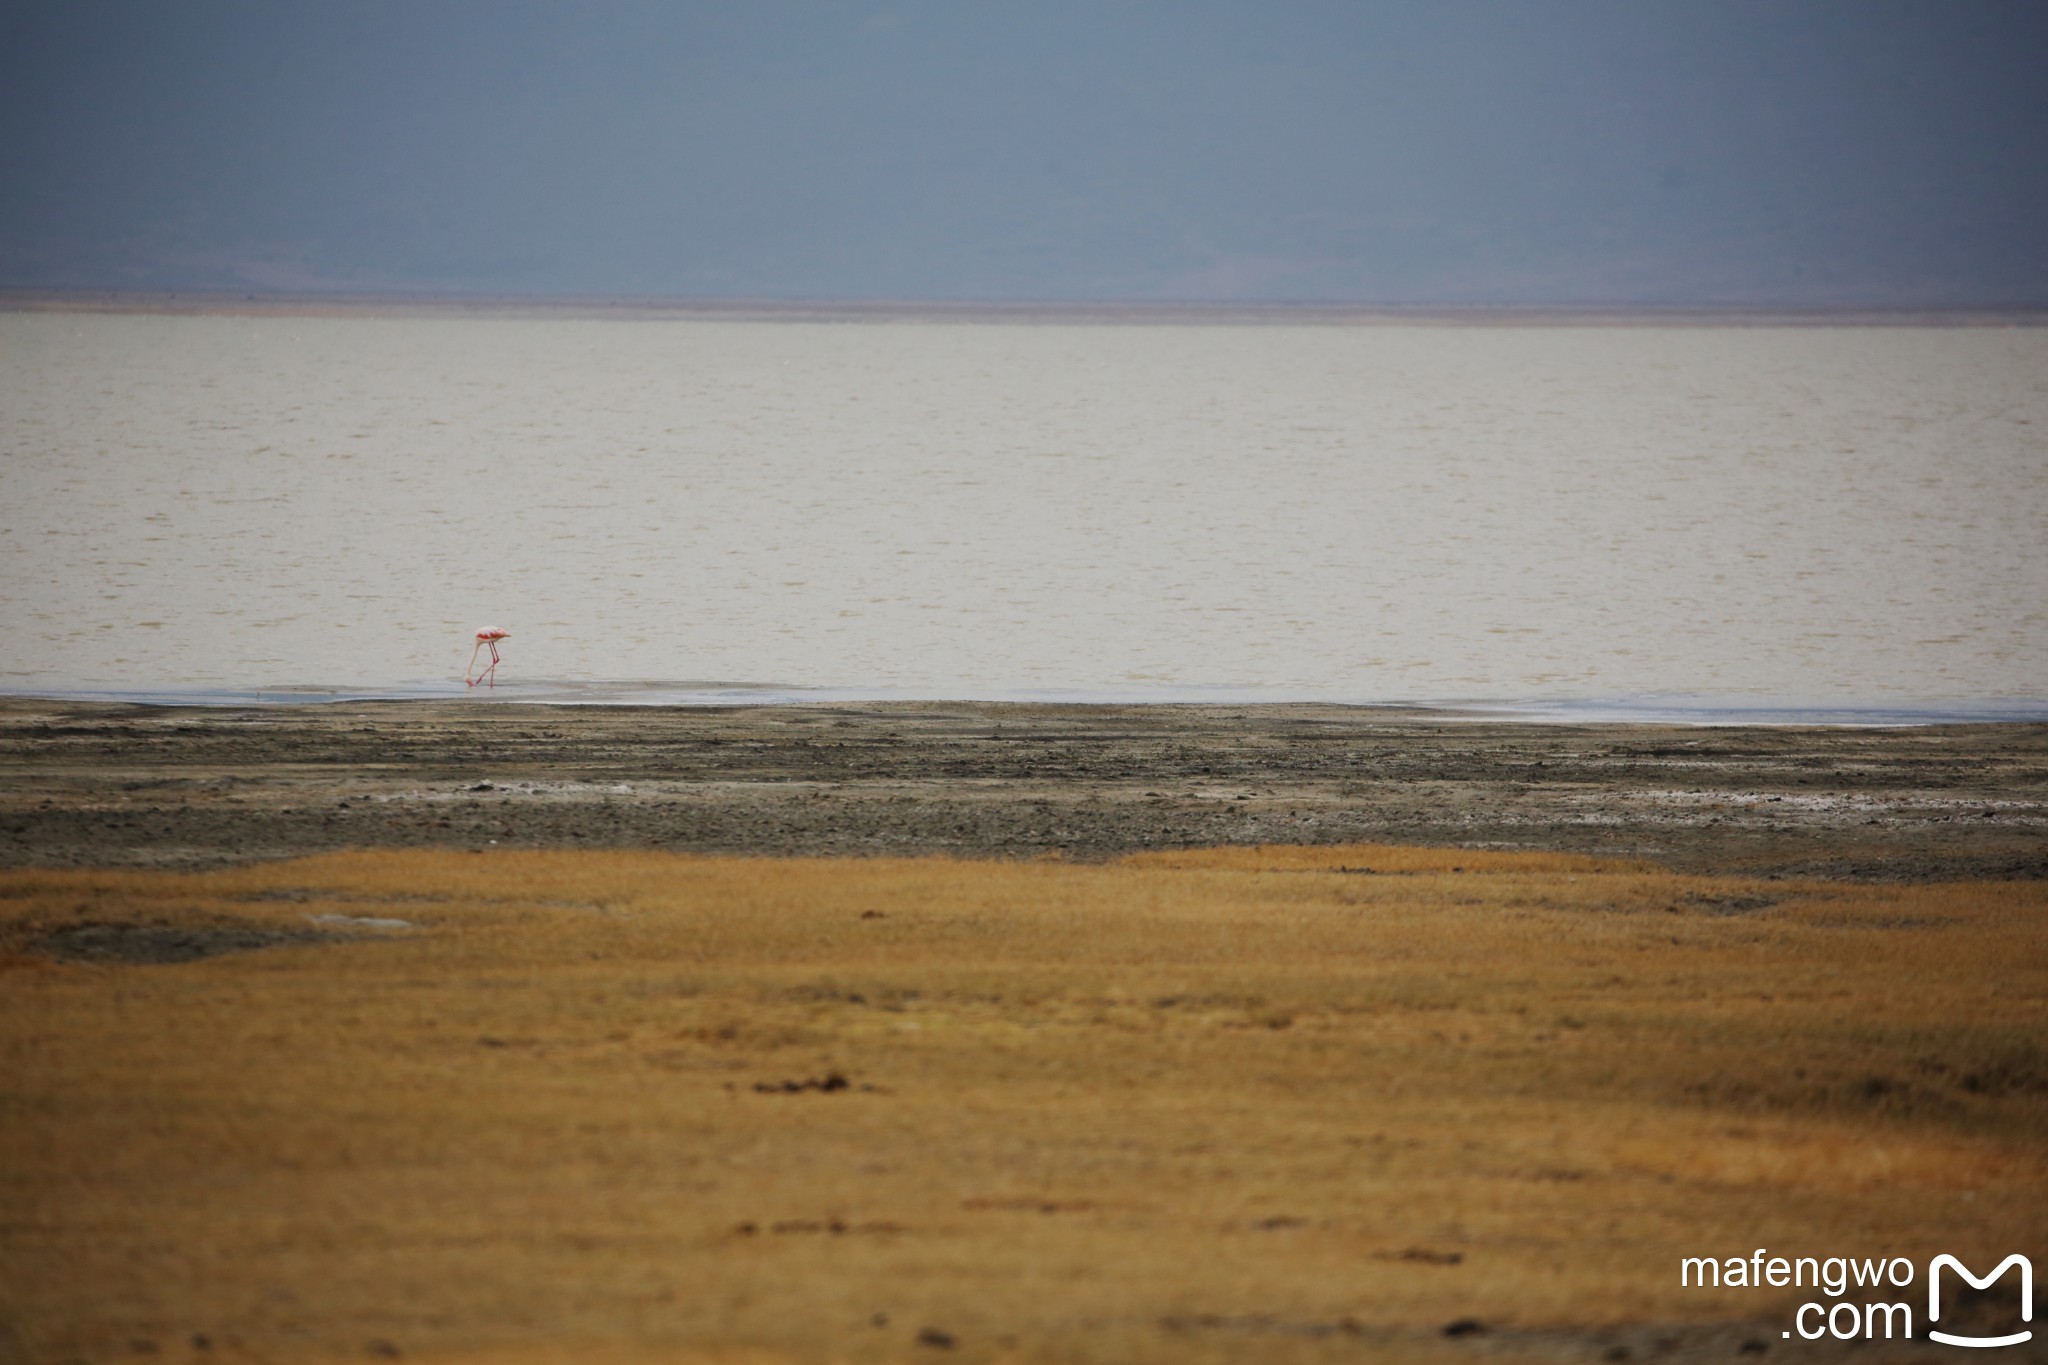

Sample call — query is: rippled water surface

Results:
[3,311,2044,705]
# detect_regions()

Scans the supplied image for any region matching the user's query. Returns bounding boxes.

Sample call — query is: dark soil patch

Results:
[28,920,336,964]
[752,1072,857,1094]
[1680,892,1782,915]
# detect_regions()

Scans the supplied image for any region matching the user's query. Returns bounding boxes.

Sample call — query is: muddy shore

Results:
[3,698,2042,878]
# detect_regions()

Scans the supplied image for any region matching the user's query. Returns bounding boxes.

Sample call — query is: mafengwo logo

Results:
[1930,1256,2034,1349]
[1680,1251,2032,1346]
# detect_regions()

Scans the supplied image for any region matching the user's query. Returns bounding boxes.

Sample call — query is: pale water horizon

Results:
[4,309,2044,717]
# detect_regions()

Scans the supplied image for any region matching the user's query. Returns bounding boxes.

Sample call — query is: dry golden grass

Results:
[1,844,2043,1363]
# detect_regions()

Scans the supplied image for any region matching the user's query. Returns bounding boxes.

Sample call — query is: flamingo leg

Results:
[483,641,501,687]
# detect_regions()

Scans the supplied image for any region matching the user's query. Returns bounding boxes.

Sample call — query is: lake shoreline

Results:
[4,697,2042,879]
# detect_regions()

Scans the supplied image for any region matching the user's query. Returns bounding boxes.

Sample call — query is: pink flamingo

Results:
[465,627,511,688]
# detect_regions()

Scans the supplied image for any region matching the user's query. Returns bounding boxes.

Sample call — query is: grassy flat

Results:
[2,845,2042,1363]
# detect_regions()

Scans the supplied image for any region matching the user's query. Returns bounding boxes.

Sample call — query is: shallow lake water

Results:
[3,310,2044,712]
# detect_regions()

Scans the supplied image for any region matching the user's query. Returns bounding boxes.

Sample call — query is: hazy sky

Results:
[3,1,2045,304]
